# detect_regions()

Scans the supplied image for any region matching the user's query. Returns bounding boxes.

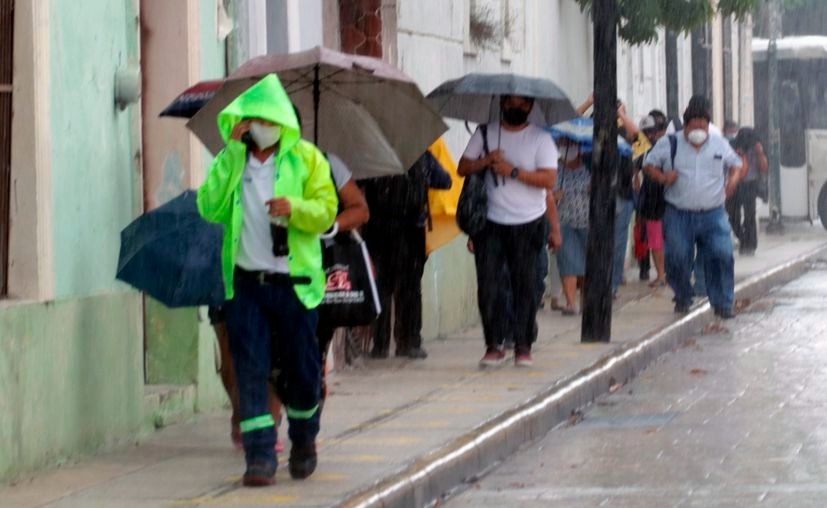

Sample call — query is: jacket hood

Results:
[217,74,301,152]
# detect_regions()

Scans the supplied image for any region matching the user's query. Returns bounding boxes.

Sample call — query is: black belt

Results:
[234,267,311,286]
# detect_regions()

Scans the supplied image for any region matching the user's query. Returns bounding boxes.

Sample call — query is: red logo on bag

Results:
[326,269,352,291]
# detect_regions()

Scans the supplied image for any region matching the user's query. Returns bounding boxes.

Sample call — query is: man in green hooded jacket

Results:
[198,74,337,486]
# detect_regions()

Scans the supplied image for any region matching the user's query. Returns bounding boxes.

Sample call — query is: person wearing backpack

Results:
[636,112,669,288]
[643,96,744,318]
[458,94,560,368]
[360,151,452,359]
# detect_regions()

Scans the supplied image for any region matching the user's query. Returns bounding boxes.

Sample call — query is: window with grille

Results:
[0,0,12,296]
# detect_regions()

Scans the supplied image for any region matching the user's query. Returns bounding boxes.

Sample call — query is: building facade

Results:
[0,0,754,482]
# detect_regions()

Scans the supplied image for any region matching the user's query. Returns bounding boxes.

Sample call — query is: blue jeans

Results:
[225,273,321,471]
[692,248,707,296]
[612,198,635,292]
[663,205,734,310]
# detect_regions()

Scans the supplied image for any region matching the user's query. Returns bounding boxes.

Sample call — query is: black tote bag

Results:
[318,231,381,327]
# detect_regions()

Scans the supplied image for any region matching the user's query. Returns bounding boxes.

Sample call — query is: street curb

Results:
[336,244,827,508]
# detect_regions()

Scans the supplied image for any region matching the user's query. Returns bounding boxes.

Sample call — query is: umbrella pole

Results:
[313,64,320,143]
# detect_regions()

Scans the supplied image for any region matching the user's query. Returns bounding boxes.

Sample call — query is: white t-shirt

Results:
[462,122,558,224]
[327,153,353,190]
[235,154,290,274]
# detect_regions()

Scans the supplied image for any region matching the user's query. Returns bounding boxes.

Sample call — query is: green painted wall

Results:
[49,0,141,299]
[0,293,144,480]
[421,236,479,340]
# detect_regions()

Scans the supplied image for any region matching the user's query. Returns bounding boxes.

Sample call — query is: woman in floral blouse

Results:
[553,138,591,315]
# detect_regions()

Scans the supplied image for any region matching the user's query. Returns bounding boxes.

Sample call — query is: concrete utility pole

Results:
[665,30,680,121]
[766,0,785,234]
[582,0,618,343]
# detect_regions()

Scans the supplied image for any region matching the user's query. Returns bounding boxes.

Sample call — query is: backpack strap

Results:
[478,124,497,187]
[668,134,678,170]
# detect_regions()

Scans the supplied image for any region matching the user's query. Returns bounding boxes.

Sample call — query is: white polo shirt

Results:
[235,154,290,274]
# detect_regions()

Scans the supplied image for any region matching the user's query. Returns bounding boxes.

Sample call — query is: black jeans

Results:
[726,180,758,252]
[363,224,426,354]
[473,218,545,354]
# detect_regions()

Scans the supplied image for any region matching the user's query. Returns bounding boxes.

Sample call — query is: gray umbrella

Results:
[187,46,447,180]
[427,72,577,126]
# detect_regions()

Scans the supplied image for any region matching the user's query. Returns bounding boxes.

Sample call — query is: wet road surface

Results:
[448,264,827,507]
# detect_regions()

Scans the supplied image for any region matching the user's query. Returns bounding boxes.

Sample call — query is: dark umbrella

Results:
[426,72,577,126]
[186,46,448,180]
[116,190,225,308]
[159,79,224,118]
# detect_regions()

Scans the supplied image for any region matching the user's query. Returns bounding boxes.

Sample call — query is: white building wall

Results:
[616,31,694,126]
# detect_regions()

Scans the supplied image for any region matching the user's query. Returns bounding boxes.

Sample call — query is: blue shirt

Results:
[644,132,742,211]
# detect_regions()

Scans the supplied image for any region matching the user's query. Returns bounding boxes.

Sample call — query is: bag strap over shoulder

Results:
[478,124,497,187]
[668,134,678,170]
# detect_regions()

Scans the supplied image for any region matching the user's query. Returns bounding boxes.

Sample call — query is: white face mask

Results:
[249,121,281,149]
[687,129,708,146]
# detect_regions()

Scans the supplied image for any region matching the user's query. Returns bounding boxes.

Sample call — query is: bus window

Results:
[780,80,806,167]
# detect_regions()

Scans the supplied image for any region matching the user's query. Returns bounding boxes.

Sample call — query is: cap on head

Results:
[639,115,657,132]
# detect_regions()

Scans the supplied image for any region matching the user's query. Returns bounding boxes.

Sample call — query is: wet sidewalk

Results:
[3,223,826,508]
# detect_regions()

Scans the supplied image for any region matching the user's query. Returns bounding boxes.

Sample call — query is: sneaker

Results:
[479,347,506,367]
[288,442,318,480]
[514,352,533,367]
[242,463,276,487]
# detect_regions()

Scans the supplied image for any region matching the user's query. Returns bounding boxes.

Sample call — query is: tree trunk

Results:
[581,0,618,343]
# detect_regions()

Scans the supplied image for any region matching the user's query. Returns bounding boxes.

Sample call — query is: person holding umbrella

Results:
[197,74,337,486]
[458,94,561,367]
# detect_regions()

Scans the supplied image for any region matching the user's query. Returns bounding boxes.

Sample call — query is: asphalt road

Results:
[448,264,827,508]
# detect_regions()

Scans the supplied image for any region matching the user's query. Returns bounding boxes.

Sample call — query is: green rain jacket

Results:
[197,74,338,308]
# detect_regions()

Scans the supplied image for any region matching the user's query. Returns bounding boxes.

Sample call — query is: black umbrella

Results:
[116,191,225,308]
[426,72,577,126]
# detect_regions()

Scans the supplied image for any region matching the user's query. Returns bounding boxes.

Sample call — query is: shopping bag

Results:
[318,231,381,327]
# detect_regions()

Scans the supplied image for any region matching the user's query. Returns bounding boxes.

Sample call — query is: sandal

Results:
[648,279,666,288]
[561,305,577,316]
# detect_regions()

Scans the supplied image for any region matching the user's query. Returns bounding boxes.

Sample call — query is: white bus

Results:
[753,36,827,228]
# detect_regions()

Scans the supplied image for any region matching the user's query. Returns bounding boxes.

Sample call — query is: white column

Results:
[711,11,725,126]
[286,0,302,51]
[739,16,755,126]
[247,0,268,57]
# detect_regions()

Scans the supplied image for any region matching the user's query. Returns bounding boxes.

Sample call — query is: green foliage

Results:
[575,0,761,45]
